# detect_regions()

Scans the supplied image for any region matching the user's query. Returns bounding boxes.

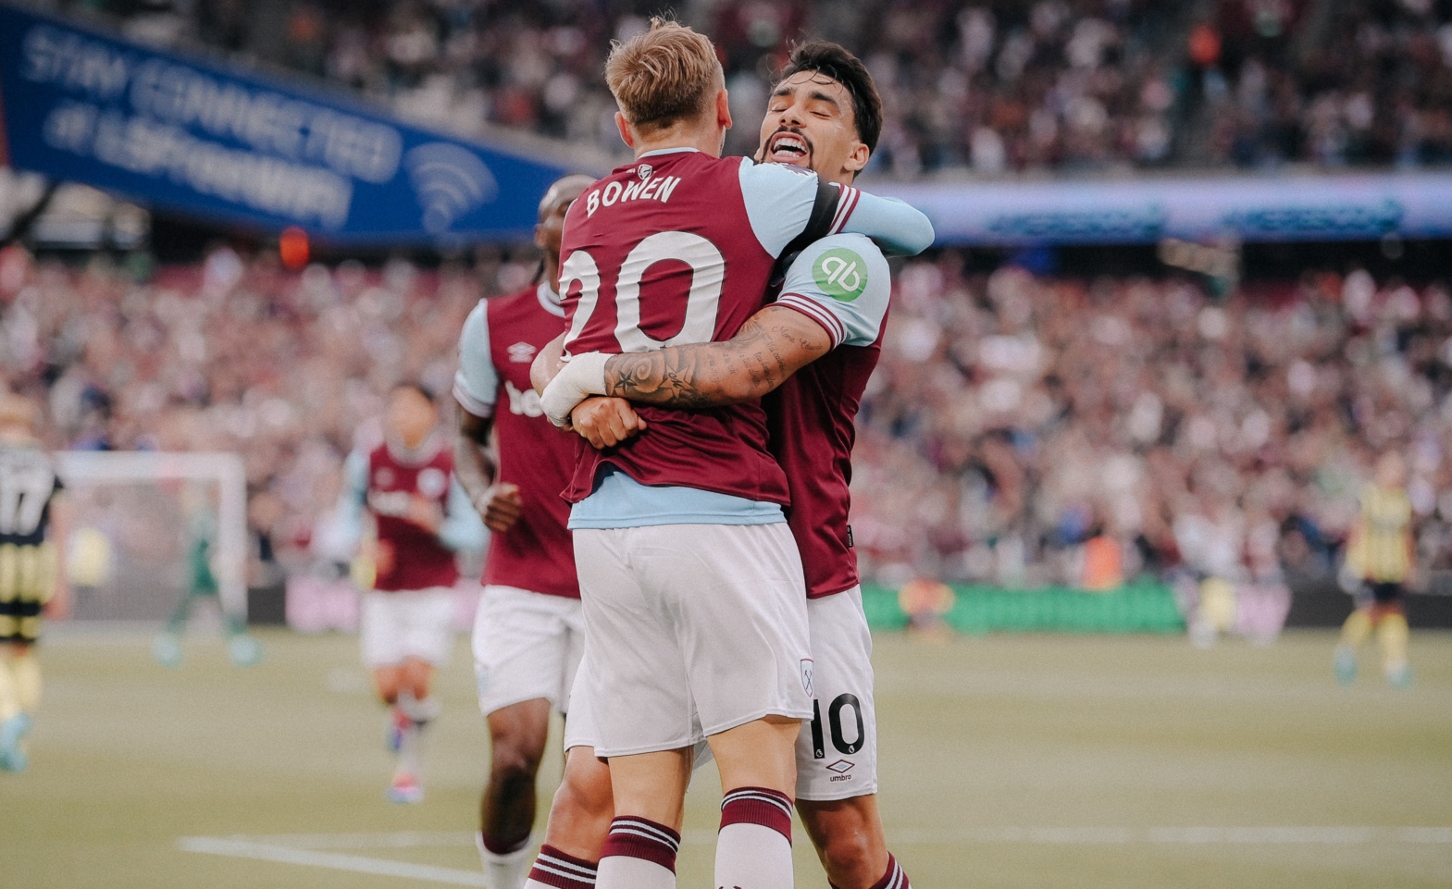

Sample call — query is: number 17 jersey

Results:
[558,148,932,510]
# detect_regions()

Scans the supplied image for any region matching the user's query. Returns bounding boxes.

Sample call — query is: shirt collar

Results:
[636,147,701,159]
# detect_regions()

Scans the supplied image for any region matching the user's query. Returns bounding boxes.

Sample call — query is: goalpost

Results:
[54,451,249,623]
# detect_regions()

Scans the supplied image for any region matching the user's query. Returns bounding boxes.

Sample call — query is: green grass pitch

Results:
[4,627,1450,888]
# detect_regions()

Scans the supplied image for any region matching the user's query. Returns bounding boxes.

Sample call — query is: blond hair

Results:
[605,19,722,134]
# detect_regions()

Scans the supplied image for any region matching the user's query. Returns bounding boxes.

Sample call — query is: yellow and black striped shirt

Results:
[0,445,62,642]
[1346,484,1413,584]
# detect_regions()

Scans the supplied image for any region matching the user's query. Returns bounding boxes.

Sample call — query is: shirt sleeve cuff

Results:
[774,293,846,348]
[828,185,860,234]
[451,377,495,419]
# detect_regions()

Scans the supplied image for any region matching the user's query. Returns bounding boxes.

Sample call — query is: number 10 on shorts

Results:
[810,693,865,758]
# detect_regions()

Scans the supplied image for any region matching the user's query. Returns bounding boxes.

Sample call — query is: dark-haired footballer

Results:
[329,382,485,803]
[452,173,601,889]
[531,41,919,889]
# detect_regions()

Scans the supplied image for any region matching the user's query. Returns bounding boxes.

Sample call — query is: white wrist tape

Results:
[540,351,611,428]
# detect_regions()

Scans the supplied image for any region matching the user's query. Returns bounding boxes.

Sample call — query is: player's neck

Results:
[630,122,723,159]
[389,430,437,461]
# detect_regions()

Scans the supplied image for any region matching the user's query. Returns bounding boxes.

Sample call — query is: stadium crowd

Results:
[88,0,1452,173]
[2,244,1449,590]
[852,256,1452,588]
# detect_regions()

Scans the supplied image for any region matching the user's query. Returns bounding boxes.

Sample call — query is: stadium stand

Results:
[2,245,1448,594]
[79,0,1452,174]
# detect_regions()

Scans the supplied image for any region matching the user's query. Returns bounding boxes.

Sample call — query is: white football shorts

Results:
[795,586,879,801]
[560,650,601,752]
[359,587,457,668]
[472,584,585,717]
[574,523,813,758]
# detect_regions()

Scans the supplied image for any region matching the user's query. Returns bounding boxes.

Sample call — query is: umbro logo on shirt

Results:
[507,342,537,363]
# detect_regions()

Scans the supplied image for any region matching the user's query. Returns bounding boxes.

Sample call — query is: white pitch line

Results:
[889,826,1452,845]
[179,826,1452,885]
[177,837,488,886]
[209,831,478,850]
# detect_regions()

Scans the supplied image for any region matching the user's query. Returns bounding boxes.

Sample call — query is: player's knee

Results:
[374,679,401,705]
[800,799,888,887]
[543,753,613,854]
[818,828,877,880]
[489,737,545,790]
[557,754,612,818]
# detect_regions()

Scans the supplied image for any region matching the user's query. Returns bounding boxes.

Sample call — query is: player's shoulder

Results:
[789,233,891,293]
[459,296,489,341]
[476,285,553,337]
[488,284,543,312]
[738,156,819,187]
[805,231,887,260]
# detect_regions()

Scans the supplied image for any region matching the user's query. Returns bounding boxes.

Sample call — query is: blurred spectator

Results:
[5,244,1447,591]
[0,242,509,580]
[78,0,1452,174]
[852,251,1452,589]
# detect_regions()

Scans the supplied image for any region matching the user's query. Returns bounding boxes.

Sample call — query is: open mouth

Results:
[766,131,811,165]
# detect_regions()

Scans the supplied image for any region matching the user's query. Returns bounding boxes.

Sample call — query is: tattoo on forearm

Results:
[603,312,828,408]
[608,349,730,409]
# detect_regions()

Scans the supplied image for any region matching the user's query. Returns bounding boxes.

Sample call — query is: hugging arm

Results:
[601,305,831,409]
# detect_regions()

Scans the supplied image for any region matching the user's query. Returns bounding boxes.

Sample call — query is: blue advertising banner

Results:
[0,3,587,244]
[873,171,1452,247]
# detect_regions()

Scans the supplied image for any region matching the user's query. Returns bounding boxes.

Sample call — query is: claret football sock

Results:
[716,786,794,889]
[828,853,911,889]
[524,843,598,889]
[596,816,678,889]
[871,854,910,889]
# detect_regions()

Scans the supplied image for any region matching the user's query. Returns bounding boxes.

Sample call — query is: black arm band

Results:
[780,178,841,259]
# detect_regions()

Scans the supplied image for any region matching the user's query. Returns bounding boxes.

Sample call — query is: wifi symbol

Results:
[405,143,500,234]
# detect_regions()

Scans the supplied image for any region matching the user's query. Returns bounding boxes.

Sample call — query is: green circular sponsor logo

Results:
[813,247,868,301]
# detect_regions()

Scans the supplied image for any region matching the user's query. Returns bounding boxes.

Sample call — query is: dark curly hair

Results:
[775,42,883,154]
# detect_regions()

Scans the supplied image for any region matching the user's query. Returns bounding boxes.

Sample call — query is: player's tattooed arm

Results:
[603,305,832,408]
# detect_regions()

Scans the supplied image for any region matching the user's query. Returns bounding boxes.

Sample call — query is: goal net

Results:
[54,451,248,625]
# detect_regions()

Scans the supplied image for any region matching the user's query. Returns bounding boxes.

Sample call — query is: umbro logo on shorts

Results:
[800,658,814,697]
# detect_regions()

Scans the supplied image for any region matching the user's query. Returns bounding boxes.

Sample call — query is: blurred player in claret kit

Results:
[541,42,917,889]
[528,20,931,889]
[0,391,70,773]
[331,383,485,803]
[451,173,601,889]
